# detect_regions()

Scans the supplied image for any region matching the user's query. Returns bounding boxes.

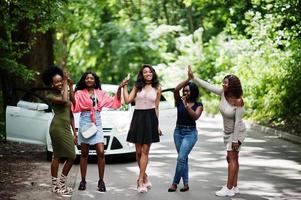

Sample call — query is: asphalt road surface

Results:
[72,108,301,200]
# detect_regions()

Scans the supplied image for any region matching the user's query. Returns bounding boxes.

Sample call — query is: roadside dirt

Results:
[0,141,75,200]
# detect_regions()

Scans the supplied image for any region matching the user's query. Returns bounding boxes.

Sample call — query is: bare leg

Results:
[135,143,142,168]
[135,144,143,187]
[138,144,151,186]
[62,158,75,176]
[95,143,105,180]
[233,153,239,187]
[226,151,239,189]
[80,143,89,181]
[51,157,60,177]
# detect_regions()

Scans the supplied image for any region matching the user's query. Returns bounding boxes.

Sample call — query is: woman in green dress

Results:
[42,66,76,196]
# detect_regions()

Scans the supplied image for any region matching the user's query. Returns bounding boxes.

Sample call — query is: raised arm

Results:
[68,77,75,105]
[188,66,223,95]
[123,84,137,104]
[192,77,223,95]
[174,78,190,103]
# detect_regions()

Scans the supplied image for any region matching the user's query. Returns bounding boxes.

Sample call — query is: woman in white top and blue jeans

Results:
[189,67,247,197]
[122,64,161,193]
[168,71,203,192]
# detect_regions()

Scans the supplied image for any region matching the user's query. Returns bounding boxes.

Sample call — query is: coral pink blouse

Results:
[72,89,121,123]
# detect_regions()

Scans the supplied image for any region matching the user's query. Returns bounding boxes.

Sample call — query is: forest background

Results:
[1,0,300,140]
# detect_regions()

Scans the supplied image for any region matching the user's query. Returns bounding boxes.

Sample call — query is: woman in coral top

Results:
[72,71,125,192]
[122,64,161,193]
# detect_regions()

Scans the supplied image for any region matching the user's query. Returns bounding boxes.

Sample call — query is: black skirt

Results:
[127,108,160,144]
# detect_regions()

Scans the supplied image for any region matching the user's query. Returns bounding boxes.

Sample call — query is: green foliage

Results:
[0,0,63,81]
[2,0,300,135]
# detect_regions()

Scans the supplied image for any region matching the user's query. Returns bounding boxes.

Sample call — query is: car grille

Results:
[103,127,112,132]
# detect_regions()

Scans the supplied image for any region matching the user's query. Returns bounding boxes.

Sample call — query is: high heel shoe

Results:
[144,174,152,189]
[137,179,147,193]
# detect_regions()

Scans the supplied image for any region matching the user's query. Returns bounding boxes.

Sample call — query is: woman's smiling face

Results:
[142,67,153,82]
[52,74,63,90]
[84,73,96,88]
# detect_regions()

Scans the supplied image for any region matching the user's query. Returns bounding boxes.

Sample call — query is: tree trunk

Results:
[12,20,54,88]
[186,6,194,33]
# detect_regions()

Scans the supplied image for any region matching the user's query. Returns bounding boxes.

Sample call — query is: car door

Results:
[5,88,54,145]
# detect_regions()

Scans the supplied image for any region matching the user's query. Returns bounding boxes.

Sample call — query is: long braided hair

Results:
[224,74,243,98]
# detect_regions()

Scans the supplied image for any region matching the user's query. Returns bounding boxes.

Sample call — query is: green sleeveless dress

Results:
[47,91,75,158]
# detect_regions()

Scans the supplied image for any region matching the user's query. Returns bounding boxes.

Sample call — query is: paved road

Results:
[72,109,301,200]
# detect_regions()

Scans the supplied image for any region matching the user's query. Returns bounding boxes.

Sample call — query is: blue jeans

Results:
[172,126,198,185]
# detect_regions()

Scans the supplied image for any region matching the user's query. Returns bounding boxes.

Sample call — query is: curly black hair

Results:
[186,82,200,102]
[135,64,159,91]
[41,65,64,86]
[75,71,101,91]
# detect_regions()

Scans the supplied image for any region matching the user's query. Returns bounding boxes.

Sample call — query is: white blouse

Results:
[193,77,245,142]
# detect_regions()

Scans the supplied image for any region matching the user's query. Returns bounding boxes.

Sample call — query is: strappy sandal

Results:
[78,180,86,190]
[137,179,147,193]
[98,180,106,192]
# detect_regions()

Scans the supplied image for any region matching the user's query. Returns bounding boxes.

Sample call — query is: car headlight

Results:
[116,126,128,134]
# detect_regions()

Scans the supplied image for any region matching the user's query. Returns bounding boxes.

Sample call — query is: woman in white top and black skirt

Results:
[122,64,161,193]
[189,66,247,197]
[168,69,203,192]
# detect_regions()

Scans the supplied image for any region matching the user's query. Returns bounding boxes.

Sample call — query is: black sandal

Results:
[98,180,106,192]
[78,180,86,190]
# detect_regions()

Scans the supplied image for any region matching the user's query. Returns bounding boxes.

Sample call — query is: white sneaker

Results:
[232,186,240,194]
[215,186,235,197]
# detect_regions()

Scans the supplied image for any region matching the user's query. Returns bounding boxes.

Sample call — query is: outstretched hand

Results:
[188,65,194,80]
[63,69,73,86]
[119,75,130,88]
